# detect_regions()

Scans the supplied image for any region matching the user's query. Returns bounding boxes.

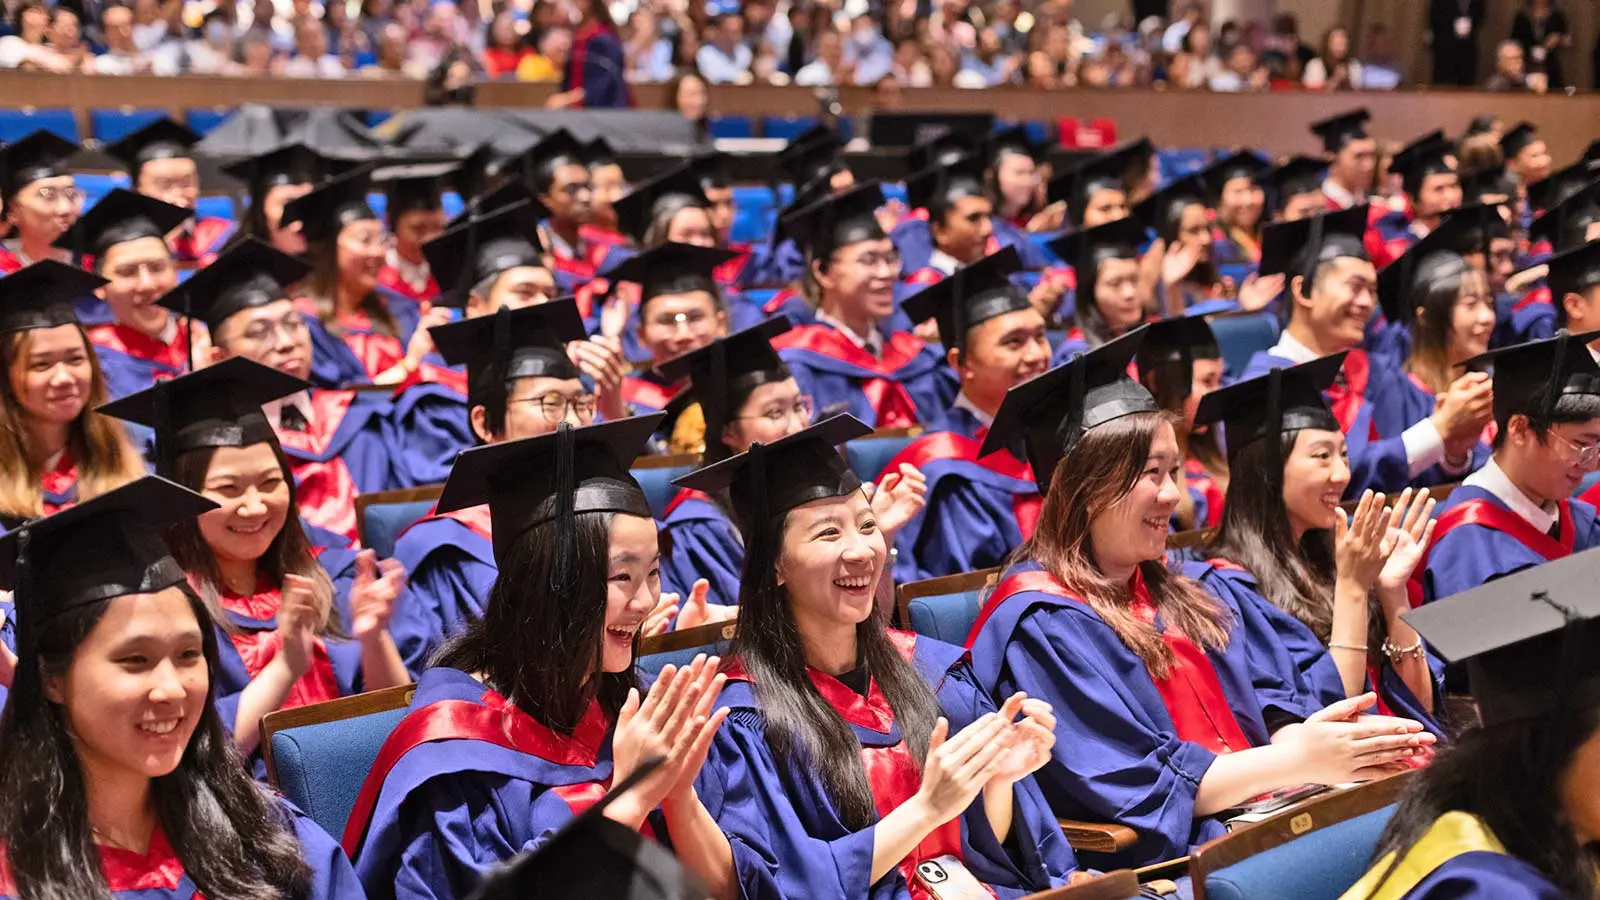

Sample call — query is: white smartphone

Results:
[912,855,992,900]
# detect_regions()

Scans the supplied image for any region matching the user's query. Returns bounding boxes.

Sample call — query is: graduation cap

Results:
[903,154,987,219]
[1192,353,1342,466]
[1197,151,1269,205]
[1047,148,1134,227]
[1499,121,1540,160]
[603,242,736,307]
[612,164,710,245]
[1132,173,1209,242]
[905,130,977,179]
[782,181,887,260]
[97,357,309,476]
[1258,204,1370,298]
[1375,212,1476,324]
[450,142,500,207]
[984,125,1042,166]
[1404,546,1600,727]
[655,316,792,464]
[585,135,620,167]
[53,188,190,265]
[1440,201,1511,259]
[0,130,78,202]
[428,298,587,415]
[1545,241,1600,306]
[775,125,843,185]
[508,128,591,191]
[0,476,216,660]
[450,180,543,231]
[218,142,335,201]
[688,151,731,190]
[436,413,663,564]
[1587,140,1600,164]
[769,174,834,249]
[979,326,1157,490]
[1255,156,1328,213]
[157,237,311,332]
[901,245,1028,350]
[1388,131,1457,198]
[102,117,202,181]
[1309,109,1371,154]
[1461,330,1600,429]
[278,165,378,245]
[374,161,456,226]
[1135,314,1219,408]
[1047,216,1146,288]
[1459,164,1515,205]
[1527,157,1599,216]
[0,261,105,334]
[424,200,548,307]
[1463,115,1498,138]
[1528,177,1600,252]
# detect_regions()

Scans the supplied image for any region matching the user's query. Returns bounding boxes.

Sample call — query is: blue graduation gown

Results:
[886,405,1039,583]
[1361,372,1490,478]
[965,561,1300,869]
[619,370,684,418]
[349,666,644,900]
[390,506,497,667]
[992,217,1051,270]
[387,373,474,488]
[1508,286,1556,344]
[1421,485,1600,604]
[87,321,195,400]
[304,288,422,388]
[699,632,1080,899]
[0,598,12,710]
[659,489,743,610]
[889,215,934,274]
[775,323,957,428]
[748,238,806,288]
[1399,853,1564,899]
[277,388,407,543]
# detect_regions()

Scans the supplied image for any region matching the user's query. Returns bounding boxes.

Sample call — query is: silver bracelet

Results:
[1329,642,1368,653]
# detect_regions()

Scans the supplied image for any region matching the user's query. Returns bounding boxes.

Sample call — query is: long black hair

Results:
[1364,680,1600,899]
[435,509,639,732]
[727,491,941,831]
[1154,198,1218,288]
[0,588,313,900]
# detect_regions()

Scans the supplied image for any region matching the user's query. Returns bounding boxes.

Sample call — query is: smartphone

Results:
[913,855,992,900]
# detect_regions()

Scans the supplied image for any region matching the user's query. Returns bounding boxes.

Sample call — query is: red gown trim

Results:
[1416,497,1575,585]
[1326,350,1371,438]
[904,267,945,286]
[886,430,1041,540]
[714,245,752,285]
[0,246,21,274]
[39,449,77,515]
[377,264,438,304]
[1514,284,1551,314]
[772,326,926,429]
[87,320,192,373]
[1185,458,1225,528]
[440,503,494,542]
[763,287,801,315]
[276,389,361,542]
[217,576,340,711]
[663,488,714,518]
[333,310,406,380]
[621,375,681,412]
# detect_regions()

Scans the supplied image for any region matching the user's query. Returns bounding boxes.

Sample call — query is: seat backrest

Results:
[0,109,79,143]
[630,456,700,518]
[362,500,437,558]
[263,686,415,841]
[90,108,165,143]
[637,620,738,675]
[709,115,755,140]
[895,567,999,636]
[1209,311,1281,377]
[846,433,918,482]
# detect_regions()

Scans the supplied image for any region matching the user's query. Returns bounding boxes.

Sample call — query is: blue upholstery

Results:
[638,638,734,676]
[744,288,779,309]
[709,115,755,139]
[845,435,916,482]
[906,588,984,644]
[194,195,235,221]
[1021,121,1052,145]
[1210,311,1280,378]
[185,107,232,134]
[633,465,695,518]
[0,109,79,143]
[1216,262,1256,287]
[880,182,908,206]
[763,116,819,141]
[90,108,166,143]
[1203,804,1397,900]
[269,706,409,841]
[1577,470,1600,497]
[1158,148,1210,180]
[361,499,435,559]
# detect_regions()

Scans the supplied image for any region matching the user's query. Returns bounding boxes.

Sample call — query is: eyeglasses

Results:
[237,314,308,344]
[557,181,594,198]
[1547,429,1600,469]
[840,250,901,272]
[735,395,813,424]
[647,309,714,330]
[511,392,598,422]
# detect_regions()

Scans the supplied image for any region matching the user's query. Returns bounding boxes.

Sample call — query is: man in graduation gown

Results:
[374,163,453,304]
[897,153,995,283]
[890,246,1049,582]
[1368,132,1462,269]
[749,127,855,290]
[506,129,615,283]
[1422,331,1600,605]
[57,189,194,399]
[1241,206,1487,495]
[103,116,235,265]
[0,131,82,277]
[1501,122,1553,207]
[1505,180,1600,344]
[160,238,408,543]
[1310,109,1377,211]
[1256,156,1332,224]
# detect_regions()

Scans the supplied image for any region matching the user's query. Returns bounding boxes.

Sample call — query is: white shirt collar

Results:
[1321,177,1364,210]
[813,309,884,355]
[1270,330,1322,364]
[927,249,962,276]
[1463,456,1557,534]
[952,391,994,427]
[386,247,432,291]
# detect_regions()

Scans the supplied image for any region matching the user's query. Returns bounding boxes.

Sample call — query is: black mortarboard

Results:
[1255,156,1328,213]
[1135,315,1220,409]
[905,130,976,178]
[901,245,1028,350]
[448,180,543,231]
[1447,201,1512,251]
[0,261,104,334]
[903,154,987,218]
[375,161,455,225]
[103,117,202,180]
[782,181,887,259]
[0,130,78,201]
[1375,212,1475,324]
[603,242,736,306]
[428,298,586,414]
[509,128,591,191]
[768,174,833,249]
[1388,131,1457,198]
[0,476,216,659]
[1528,177,1600,252]
[775,125,843,186]
[1258,204,1370,298]
[673,414,869,529]
[688,151,731,190]
[450,142,500,208]
[1132,173,1209,242]
[1499,121,1539,160]
[1047,216,1145,288]
[1527,158,1599,216]
[1309,109,1371,154]
[1198,151,1269,205]
[1404,546,1600,727]
[437,414,662,563]
[98,356,307,475]
[1587,140,1600,164]
[979,326,1157,490]
[612,164,709,244]
[1459,164,1516,205]
[424,200,548,307]
[585,135,620,167]
[218,142,333,201]
[984,125,1042,166]
[53,188,190,264]
[1047,148,1133,227]
[279,165,377,245]
[157,238,310,332]
[656,316,793,464]
[1545,241,1600,305]
[1464,115,1498,138]
[1193,354,1342,465]
[1462,330,1600,427]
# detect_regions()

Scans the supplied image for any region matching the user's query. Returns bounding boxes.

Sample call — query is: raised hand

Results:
[914,713,1018,825]
[1237,272,1286,312]
[403,305,453,371]
[350,550,406,639]
[871,463,928,538]
[986,694,1057,788]
[277,574,321,679]
[1160,240,1201,287]
[643,591,680,637]
[1334,490,1392,592]
[1377,490,1437,594]
[671,579,737,630]
[608,655,730,828]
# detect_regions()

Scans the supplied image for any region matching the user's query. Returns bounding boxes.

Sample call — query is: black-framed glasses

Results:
[511,392,598,422]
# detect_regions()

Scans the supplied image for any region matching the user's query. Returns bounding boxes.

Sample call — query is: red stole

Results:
[1185,457,1225,528]
[333,310,405,380]
[217,576,340,710]
[714,244,752,285]
[440,503,494,542]
[763,287,802,315]
[275,390,361,542]
[621,375,682,412]
[0,826,192,894]
[968,569,1251,754]
[87,320,191,373]
[1326,350,1371,437]
[773,326,924,429]
[377,264,439,304]
[887,430,1041,539]
[0,247,20,275]
[904,267,945,287]
[39,449,78,515]
[663,488,714,519]
[1416,498,1575,599]
[170,217,233,265]
[1514,284,1551,314]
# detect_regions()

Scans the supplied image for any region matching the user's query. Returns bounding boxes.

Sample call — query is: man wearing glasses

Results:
[103,117,236,267]
[506,128,617,283]
[0,131,82,276]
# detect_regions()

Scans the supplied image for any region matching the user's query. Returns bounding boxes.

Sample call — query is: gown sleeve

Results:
[1196,568,1347,716]
[387,383,474,488]
[286,799,370,900]
[1403,852,1566,900]
[659,515,745,609]
[897,477,1024,583]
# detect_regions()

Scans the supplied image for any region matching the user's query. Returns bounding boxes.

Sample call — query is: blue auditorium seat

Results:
[0,109,79,143]
[1209,311,1280,378]
[1217,262,1256,287]
[185,108,232,135]
[638,636,734,676]
[73,172,129,209]
[194,195,234,221]
[361,499,435,559]
[1022,121,1052,146]
[708,115,755,139]
[441,191,464,219]
[268,705,409,841]
[366,192,387,221]
[90,108,166,144]
[1577,470,1600,497]
[845,434,916,482]
[633,465,695,518]
[905,586,985,645]
[763,116,818,141]
[1158,148,1210,180]
[880,182,908,206]
[1201,804,1397,900]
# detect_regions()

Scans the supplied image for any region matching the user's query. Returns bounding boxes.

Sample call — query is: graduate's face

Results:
[98,237,178,337]
[1506,416,1600,501]
[702,185,735,241]
[1281,428,1351,535]
[821,238,899,320]
[1093,256,1144,332]
[195,443,291,567]
[216,299,314,382]
[264,183,312,255]
[472,266,557,315]
[11,325,93,427]
[337,218,388,294]
[778,490,884,630]
[1219,176,1263,229]
[1513,140,1552,184]
[603,513,660,674]
[1087,420,1182,575]
[6,175,81,245]
[1465,237,1517,294]
[138,157,200,210]
[483,375,594,442]
[590,163,626,227]
[665,206,717,247]
[956,308,1050,411]
[639,291,724,365]
[1175,203,1211,259]
[995,153,1038,213]
[724,378,811,452]
[542,162,594,225]
[1559,722,1600,845]
[1082,188,1129,227]
[1331,138,1376,189]
[934,195,994,265]
[1301,257,1377,351]
[393,208,447,258]
[1280,190,1326,223]
[45,587,208,782]
[1184,357,1224,429]
[1442,269,1495,362]
[1414,171,1462,220]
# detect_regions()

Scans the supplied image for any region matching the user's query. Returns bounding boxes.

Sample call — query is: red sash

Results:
[580,224,627,248]
[621,376,681,412]
[87,320,191,372]
[663,488,714,518]
[342,689,617,855]
[39,449,77,514]
[334,311,405,381]
[1185,458,1225,528]
[377,264,438,304]
[1417,497,1574,579]
[773,326,924,429]
[217,578,340,710]
[714,246,752,285]
[904,267,945,287]
[967,569,1251,754]
[1514,284,1551,314]
[277,390,361,542]
[0,246,22,274]
[763,287,802,314]
[1326,350,1369,436]
[887,431,1041,540]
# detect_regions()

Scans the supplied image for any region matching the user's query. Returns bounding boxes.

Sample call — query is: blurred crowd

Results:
[0,0,1592,96]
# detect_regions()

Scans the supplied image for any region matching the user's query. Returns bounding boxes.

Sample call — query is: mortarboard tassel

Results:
[1540,331,1572,428]
[12,526,33,660]
[702,341,730,464]
[153,383,174,479]
[1299,213,1325,300]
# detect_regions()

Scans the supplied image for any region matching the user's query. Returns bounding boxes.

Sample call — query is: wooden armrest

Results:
[1134,856,1190,883]
[1057,818,1138,853]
